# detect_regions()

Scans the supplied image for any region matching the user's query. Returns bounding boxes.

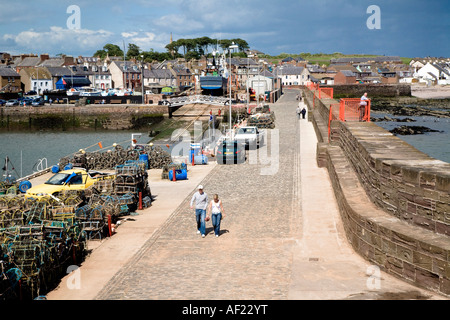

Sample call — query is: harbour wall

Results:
[287,84,411,98]
[304,89,450,297]
[0,105,167,131]
[325,84,412,98]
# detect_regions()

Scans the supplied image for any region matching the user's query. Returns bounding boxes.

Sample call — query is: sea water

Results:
[0,115,448,179]
[0,131,150,178]
[372,113,450,164]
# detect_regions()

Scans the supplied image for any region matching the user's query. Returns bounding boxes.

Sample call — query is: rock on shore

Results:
[371,116,416,122]
[371,97,450,118]
[390,125,441,135]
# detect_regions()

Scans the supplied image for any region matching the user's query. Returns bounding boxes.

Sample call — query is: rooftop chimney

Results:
[40,53,50,61]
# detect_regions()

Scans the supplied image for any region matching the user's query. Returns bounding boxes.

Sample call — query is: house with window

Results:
[19,67,53,94]
[69,65,112,90]
[415,62,450,85]
[0,66,21,93]
[231,58,259,90]
[281,56,307,67]
[143,68,176,88]
[170,63,195,90]
[109,61,143,90]
[275,66,310,86]
[334,70,357,84]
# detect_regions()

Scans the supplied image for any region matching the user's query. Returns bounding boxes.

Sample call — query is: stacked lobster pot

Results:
[114,161,151,211]
[59,145,172,172]
[0,199,86,301]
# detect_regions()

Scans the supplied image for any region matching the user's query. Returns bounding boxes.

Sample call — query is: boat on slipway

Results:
[199,50,228,95]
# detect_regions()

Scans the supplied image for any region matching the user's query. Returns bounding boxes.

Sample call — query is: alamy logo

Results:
[366,5,381,30]
[170,121,279,176]
[366,265,381,290]
[67,5,81,30]
[66,265,81,290]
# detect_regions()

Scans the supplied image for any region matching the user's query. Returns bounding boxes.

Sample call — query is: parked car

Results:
[5,99,19,107]
[25,90,37,95]
[25,168,115,199]
[31,97,44,107]
[0,99,6,106]
[216,140,246,165]
[234,126,265,149]
[20,97,33,106]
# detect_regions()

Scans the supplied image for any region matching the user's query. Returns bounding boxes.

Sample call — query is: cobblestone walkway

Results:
[96,92,302,300]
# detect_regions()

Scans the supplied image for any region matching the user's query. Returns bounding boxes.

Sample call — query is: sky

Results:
[0,0,449,58]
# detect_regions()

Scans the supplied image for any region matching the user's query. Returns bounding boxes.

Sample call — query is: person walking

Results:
[206,194,226,238]
[359,92,369,122]
[296,104,301,120]
[190,185,209,238]
[301,106,307,119]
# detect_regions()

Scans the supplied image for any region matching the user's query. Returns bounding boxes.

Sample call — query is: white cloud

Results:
[122,32,138,38]
[126,32,157,50]
[3,26,114,55]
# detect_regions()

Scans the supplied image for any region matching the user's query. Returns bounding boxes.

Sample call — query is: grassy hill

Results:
[260,52,412,66]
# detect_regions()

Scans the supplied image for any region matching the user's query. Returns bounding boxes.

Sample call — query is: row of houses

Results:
[283,55,450,86]
[1,51,449,97]
[0,52,200,95]
[411,58,450,85]
[0,51,281,97]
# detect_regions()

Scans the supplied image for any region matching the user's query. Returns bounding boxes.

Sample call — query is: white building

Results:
[275,66,310,86]
[247,74,274,98]
[19,67,53,94]
[415,62,450,85]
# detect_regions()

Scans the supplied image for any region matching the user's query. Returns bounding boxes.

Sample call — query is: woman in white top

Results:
[206,194,226,237]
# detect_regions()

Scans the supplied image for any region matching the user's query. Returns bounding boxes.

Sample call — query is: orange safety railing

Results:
[328,103,340,142]
[319,88,334,99]
[306,82,319,91]
[339,98,371,122]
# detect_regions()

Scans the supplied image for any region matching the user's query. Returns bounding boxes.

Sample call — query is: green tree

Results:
[126,43,141,60]
[94,44,124,58]
[195,36,213,56]
[176,39,188,56]
[185,39,197,53]
[93,49,107,59]
[185,50,201,61]
[165,41,181,58]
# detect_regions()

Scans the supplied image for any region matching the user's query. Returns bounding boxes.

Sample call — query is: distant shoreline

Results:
[411,84,450,99]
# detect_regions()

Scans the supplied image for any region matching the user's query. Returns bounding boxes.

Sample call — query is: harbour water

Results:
[372,112,450,163]
[0,131,150,178]
[0,112,448,180]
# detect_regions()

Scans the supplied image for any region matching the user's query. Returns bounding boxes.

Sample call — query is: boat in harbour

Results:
[79,87,102,97]
[66,88,80,96]
[115,88,133,96]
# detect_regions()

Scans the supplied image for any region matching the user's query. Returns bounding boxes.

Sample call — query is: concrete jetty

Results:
[44,89,445,300]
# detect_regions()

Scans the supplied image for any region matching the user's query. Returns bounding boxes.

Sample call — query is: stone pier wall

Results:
[304,88,450,297]
[0,105,167,130]
[324,84,412,98]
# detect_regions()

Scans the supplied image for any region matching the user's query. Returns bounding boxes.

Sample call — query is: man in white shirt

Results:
[359,92,369,121]
[190,185,209,238]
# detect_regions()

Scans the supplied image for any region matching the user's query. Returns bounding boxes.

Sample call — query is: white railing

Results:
[167,95,229,107]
